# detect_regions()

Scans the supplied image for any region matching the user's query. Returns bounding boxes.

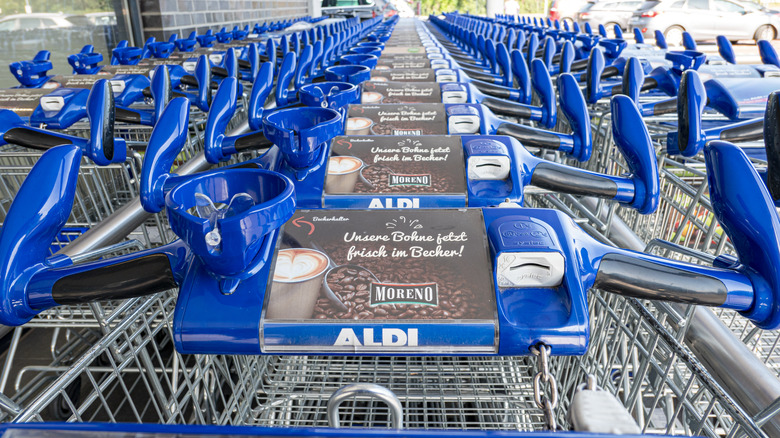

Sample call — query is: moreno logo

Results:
[334,328,419,347]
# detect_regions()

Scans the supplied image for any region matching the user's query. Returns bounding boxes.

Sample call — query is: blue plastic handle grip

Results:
[717,36,736,64]
[141,97,191,213]
[0,145,82,325]
[248,62,275,132]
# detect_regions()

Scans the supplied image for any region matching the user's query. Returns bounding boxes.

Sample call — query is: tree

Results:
[419,0,487,16]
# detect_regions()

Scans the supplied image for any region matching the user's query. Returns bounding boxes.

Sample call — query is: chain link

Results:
[531,343,558,431]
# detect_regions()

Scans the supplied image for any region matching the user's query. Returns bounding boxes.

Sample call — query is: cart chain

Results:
[531,343,558,431]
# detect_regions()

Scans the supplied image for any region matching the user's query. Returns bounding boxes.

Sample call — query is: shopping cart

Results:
[526,69,780,438]
[0,14,377,425]
[4,15,775,438]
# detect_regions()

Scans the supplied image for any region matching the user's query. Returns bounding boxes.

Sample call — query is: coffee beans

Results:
[370,123,394,135]
[358,162,458,193]
[310,255,492,321]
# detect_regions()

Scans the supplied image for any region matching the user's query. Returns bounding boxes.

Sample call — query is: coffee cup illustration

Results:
[346,117,373,135]
[325,156,364,193]
[361,91,384,103]
[267,248,330,319]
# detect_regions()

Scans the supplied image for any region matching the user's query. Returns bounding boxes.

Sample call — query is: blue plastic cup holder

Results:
[597,38,628,59]
[166,168,296,277]
[324,65,371,85]
[299,82,360,111]
[263,107,343,169]
[349,46,382,57]
[339,54,379,69]
[357,42,385,50]
[666,50,706,74]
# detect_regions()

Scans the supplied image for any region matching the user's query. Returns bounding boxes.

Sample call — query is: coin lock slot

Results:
[447,104,481,134]
[430,59,450,70]
[465,138,511,181]
[182,61,197,72]
[448,115,481,133]
[435,69,458,83]
[496,252,565,288]
[109,80,126,94]
[441,83,468,104]
[40,96,65,112]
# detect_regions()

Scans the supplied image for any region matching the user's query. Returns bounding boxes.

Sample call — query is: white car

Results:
[0,13,80,31]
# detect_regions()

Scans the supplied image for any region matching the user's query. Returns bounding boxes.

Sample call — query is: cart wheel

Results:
[47,375,82,421]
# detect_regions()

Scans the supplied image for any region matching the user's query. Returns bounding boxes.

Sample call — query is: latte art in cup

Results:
[325,156,363,193]
[268,248,331,319]
[362,91,383,103]
[346,117,373,135]
[328,156,363,175]
[274,248,329,283]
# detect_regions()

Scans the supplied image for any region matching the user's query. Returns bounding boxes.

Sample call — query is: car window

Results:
[39,18,57,27]
[713,0,745,11]
[18,18,41,30]
[669,0,685,8]
[592,2,615,10]
[688,0,709,9]
[637,0,661,10]
[66,16,91,26]
[0,20,16,31]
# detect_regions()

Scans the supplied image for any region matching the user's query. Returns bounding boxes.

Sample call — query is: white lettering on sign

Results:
[368,198,420,208]
[333,328,419,347]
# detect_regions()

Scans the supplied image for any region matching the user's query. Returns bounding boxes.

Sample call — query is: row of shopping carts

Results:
[0,9,779,438]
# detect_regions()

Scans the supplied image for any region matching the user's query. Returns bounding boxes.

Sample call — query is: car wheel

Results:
[755,25,776,42]
[664,25,685,47]
[605,22,621,38]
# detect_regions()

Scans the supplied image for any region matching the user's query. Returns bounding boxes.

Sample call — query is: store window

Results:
[0,1,127,88]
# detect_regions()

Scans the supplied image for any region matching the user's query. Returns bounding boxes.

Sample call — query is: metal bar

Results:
[593,201,780,436]
[58,120,250,257]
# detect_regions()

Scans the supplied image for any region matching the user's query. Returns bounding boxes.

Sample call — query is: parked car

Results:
[578,0,644,33]
[0,13,83,31]
[629,0,780,45]
[85,12,117,26]
[322,0,384,19]
[550,0,590,25]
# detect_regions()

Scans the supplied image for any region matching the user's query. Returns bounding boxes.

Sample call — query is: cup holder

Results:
[166,168,295,277]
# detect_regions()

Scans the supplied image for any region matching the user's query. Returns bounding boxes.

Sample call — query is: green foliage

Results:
[0,0,112,15]
[419,0,487,16]
[418,0,548,16]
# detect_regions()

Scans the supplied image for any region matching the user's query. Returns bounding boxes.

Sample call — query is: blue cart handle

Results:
[0,79,125,165]
[494,73,591,161]
[667,70,763,157]
[67,45,103,75]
